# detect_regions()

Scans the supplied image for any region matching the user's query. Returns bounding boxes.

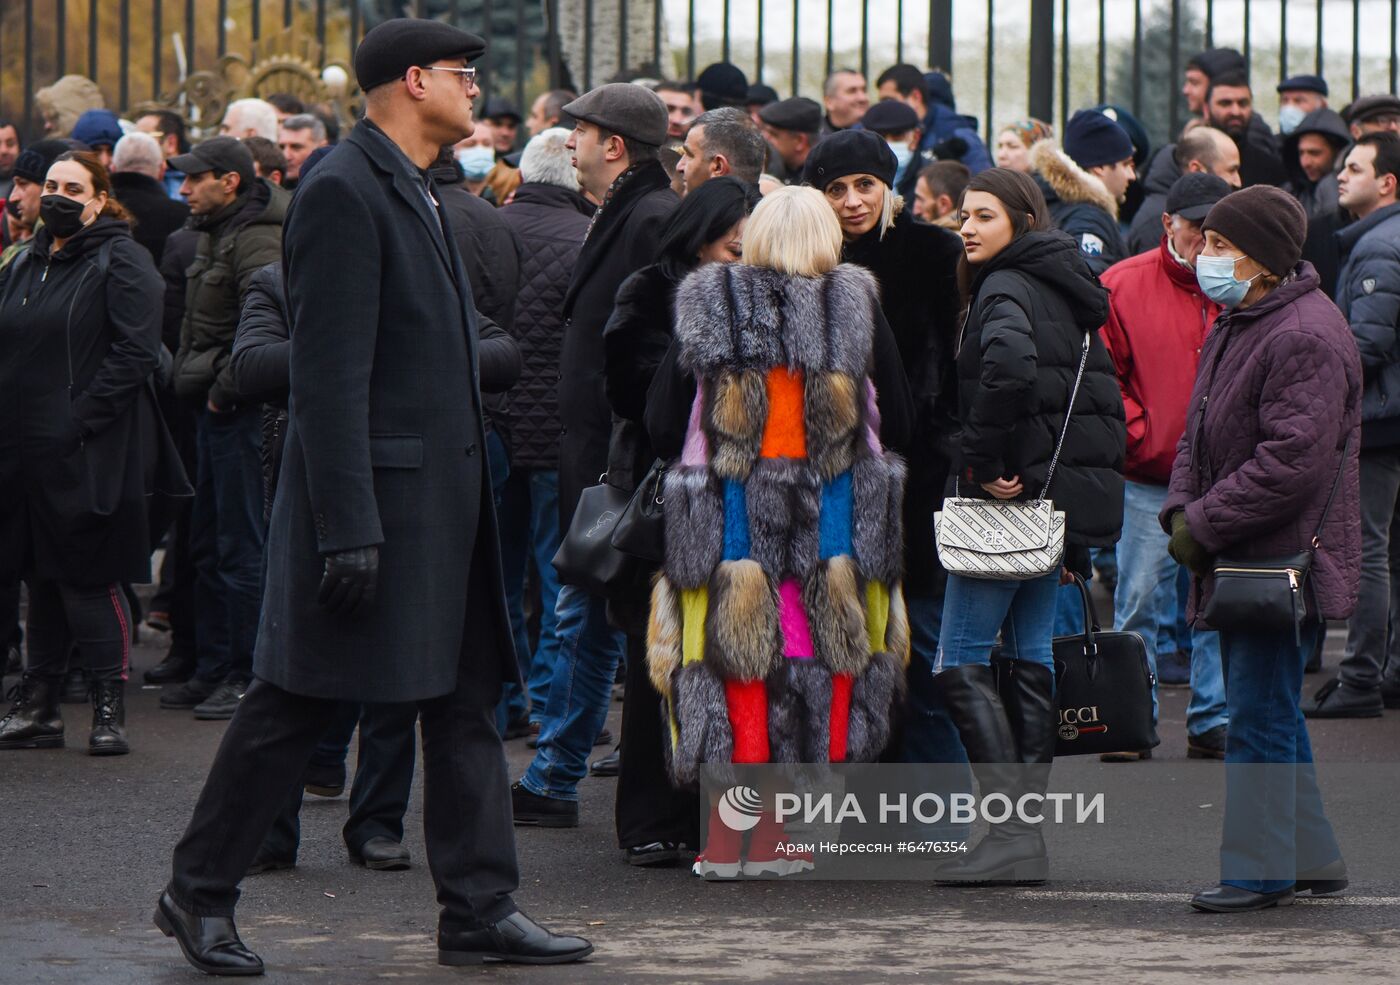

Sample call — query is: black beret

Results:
[861,99,921,135]
[353,18,486,93]
[12,138,72,184]
[802,128,897,191]
[1277,74,1328,97]
[483,96,521,122]
[697,62,749,105]
[758,97,823,135]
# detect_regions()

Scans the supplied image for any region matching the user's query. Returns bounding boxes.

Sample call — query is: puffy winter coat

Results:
[0,217,189,585]
[955,230,1125,548]
[1162,263,1362,625]
[498,182,593,470]
[647,262,910,781]
[172,178,288,407]
[1030,140,1127,277]
[1335,202,1400,448]
[1099,238,1221,484]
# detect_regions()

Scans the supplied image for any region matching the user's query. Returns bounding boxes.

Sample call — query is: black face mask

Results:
[39,194,94,239]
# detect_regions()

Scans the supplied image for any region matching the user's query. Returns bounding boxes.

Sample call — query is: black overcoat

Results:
[556,159,676,531]
[252,121,519,703]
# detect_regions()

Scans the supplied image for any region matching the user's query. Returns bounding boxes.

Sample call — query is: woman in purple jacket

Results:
[1161,186,1361,914]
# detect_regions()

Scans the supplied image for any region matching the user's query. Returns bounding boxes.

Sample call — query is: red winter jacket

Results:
[1098,237,1221,485]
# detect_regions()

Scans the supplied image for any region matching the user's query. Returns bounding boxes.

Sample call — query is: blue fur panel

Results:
[722,479,751,561]
[819,471,854,559]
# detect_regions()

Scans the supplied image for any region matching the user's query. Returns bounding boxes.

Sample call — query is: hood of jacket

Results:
[972,229,1110,332]
[1282,108,1351,186]
[1030,140,1119,220]
[30,213,133,261]
[509,181,596,216]
[1141,143,1182,196]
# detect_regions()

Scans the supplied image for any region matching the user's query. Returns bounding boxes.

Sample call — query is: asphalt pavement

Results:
[4,601,1400,984]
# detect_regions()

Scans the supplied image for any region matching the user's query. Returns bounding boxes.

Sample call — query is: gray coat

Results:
[253,121,519,703]
[1336,202,1400,448]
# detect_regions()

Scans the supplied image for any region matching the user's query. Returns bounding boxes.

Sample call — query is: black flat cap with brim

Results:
[1165,172,1232,222]
[1344,93,1400,126]
[353,18,486,93]
[759,97,823,135]
[563,84,669,147]
[169,136,256,189]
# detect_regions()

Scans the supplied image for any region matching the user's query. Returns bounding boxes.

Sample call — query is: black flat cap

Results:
[802,128,898,191]
[564,83,669,147]
[697,62,748,107]
[759,97,823,135]
[746,84,779,107]
[1277,74,1328,96]
[1344,93,1400,126]
[1165,172,1232,222]
[169,136,256,190]
[353,18,486,93]
[483,96,521,122]
[862,99,920,135]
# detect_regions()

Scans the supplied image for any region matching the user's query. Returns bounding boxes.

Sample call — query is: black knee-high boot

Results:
[932,663,1049,885]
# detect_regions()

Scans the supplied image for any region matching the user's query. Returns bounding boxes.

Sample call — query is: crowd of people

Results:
[1,16,1396,973]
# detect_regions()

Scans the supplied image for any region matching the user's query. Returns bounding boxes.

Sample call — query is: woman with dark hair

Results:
[591,175,762,867]
[933,167,1124,885]
[801,128,967,766]
[0,151,187,756]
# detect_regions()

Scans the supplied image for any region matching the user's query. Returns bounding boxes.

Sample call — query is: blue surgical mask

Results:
[888,141,914,186]
[1278,104,1306,136]
[455,145,496,181]
[1195,252,1260,307]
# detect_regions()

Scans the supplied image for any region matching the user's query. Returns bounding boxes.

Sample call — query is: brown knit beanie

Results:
[1200,185,1308,277]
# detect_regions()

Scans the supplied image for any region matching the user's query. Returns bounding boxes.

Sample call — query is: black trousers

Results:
[168,664,520,931]
[615,632,698,850]
[1,577,21,653]
[260,700,418,860]
[25,579,131,682]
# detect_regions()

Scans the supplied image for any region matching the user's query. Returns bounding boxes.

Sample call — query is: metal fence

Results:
[2,1,1398,145]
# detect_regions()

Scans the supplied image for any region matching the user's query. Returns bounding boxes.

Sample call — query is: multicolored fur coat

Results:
[647,261,910,784]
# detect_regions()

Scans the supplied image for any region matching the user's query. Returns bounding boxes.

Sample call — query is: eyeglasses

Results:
[421,66,479,88]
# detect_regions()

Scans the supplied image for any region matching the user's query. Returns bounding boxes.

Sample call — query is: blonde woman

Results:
[643,186,914,877]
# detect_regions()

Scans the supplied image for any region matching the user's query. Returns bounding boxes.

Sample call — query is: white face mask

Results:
[1278,104,1307,135]
[455,145,496,180]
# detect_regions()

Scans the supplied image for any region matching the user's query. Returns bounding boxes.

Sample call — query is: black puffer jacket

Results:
[955,230,1125,547]
[843,209,964,593]
[498,182,593,470]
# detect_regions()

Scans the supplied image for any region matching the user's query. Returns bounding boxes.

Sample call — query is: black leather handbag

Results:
[995,575,1158,758]
[551,423,653,599]
[611,458,668,563]
[1201,435,1350,645]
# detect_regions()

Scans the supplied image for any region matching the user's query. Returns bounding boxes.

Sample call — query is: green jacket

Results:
[0,218,41,273]
[173,178,288,407]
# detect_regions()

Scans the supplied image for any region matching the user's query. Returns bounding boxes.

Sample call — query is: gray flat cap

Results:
[563,83,668,147]
[759,97,823,135]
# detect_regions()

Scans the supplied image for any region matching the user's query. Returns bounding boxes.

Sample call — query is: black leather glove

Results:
[318,546,379,615]
[1167,511,1213,576]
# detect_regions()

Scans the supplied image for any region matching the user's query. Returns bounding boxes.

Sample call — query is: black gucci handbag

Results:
[994,575,1158,758]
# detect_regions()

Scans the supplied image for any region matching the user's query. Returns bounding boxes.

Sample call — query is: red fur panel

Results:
[829,672,853,762]
[725,677,771,763]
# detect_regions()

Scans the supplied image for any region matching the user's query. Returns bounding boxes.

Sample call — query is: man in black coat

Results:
[156,20,592,976]
[109,132,189,267]
[511,83,677,828]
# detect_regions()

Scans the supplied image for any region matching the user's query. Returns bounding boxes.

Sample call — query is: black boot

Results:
[89,679,129,756]
[932,664,1047,885]
[0,673,65,750]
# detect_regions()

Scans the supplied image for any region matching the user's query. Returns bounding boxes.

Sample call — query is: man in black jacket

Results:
[157,20,591,976]
[1204,72,1287,188]
[511,83,676,829]
[109,132,189,266]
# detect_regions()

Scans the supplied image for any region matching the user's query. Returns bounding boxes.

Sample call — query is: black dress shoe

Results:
[1190,884,1295,913]
[153,891,264,976]
[160,677,219,710]
[589,745,620,777]
[511,781,578,827]
[626,841,683,866]
[348,836,411,871]
[1295,857,1348,896]
[1187,725,1227,760]
[303,761,346,798]
[193,680,250,720]
[438,910,593,966]
[1302,678,1384,719]
[144,647,196,685]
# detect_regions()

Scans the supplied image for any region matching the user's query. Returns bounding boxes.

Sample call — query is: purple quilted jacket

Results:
[1161,263,1362,625]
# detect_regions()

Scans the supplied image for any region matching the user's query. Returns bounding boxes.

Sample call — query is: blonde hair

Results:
[742,185,843,277]
[877,184,904,240]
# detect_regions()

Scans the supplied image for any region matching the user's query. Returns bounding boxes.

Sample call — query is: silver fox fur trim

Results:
[846,650,904,762]
[852,452,907,584]
[767,659,833,763]
[662,467,724,589]
[671,661,734,785]
[674,263,880,378]
[746,458,821,581]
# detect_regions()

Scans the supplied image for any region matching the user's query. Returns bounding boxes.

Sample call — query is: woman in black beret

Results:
[802,128,967,767]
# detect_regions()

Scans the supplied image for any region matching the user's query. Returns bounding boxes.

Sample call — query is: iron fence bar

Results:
[217,0,226,57]
[895,0,903,65]
[929,0,952,73]
[653,0,663,76]
[153,0,161,100]
[756,0,764,82]
[1280,0,1288,83]
[983,0,993,144]
[284,0,292,29]
[483,0,495,103]
[1315,0,1323,77]
[1205,0,1214,47]
[791,0,800,97]
[1132,0,1143,118]
[618,0,627,79]
[547,0,562,90]
[56,0,65,77]
[517,0,528,113]
[1393,0,1398,94]
[722,0,730,64]
[1351,0,1360,102]
[1243,0,1251,75]
[1028,0,1055,125]
[1168,0,1180,138]
[1096,0,1106,106]
[1060,0,1070,133]
[23,0,34,136]
[860,0,869,81]
[89,0,100,77]
[585,0,595,90]
[120,0,131,110]
[185,0,195,77]
[825,0,834,80]
[686,0,695,82]
[316,0,327,66]
[351,0,362,62]
[252,0,260,42]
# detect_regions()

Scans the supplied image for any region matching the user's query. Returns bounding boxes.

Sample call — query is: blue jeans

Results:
[900,590,967,764]
[519,584,625,801]
[1114,480,1228,735]
[190,407,265,684]
[936,570,1061,672]
[496,466,564,726]
[1219,622,1341,892]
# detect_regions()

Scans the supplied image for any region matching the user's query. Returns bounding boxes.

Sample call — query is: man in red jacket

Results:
[1099,173,1231,761]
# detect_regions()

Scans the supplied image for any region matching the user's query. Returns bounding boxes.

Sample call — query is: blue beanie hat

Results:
[1062,109,1134,170]
[70,109,124,150]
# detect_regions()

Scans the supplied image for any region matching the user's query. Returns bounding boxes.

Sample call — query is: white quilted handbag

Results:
[934,334,1089,581]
